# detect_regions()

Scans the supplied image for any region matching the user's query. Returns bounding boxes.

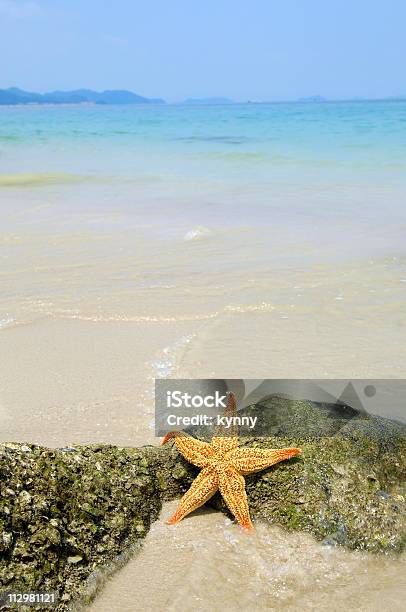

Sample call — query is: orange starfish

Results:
[161,392,301,531]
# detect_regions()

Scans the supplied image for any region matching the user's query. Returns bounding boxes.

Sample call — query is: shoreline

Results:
[89,502,406,612]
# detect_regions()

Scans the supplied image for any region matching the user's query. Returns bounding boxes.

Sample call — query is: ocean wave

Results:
[149,334,194,379]
[51,311,220,323]
[0,316,16,329]
[225,302,275,314]
[195,151,267,161]
[0,173,90,187]
[172,135,257,144]
[36,301,276,324]
[183,226,212,241]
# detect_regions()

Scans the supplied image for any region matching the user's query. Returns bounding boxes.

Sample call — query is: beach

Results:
[1,101,406,609]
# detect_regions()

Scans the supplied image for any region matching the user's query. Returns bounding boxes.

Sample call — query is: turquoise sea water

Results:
[1,100,406,327]
[1,100,406,182]
[1,100,406,244]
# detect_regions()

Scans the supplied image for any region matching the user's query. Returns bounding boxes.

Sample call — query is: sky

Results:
[0,0,405,102]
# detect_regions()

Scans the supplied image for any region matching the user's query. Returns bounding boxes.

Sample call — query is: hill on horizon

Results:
[0,87,165,105]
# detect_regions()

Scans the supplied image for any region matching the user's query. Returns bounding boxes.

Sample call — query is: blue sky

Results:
[0,0,405,101]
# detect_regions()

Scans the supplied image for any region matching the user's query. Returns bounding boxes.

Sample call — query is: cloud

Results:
[0,0,41,18]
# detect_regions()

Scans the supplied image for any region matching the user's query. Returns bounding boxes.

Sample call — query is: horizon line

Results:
[1,86,406,106]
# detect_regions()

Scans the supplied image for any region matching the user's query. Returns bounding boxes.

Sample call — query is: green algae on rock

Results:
[0,443,193,610]
[205,397,406,552]
[0,399,405,609]
[210,433,405,552]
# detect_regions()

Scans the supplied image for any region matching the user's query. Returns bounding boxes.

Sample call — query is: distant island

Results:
[182,97,234,105]
[1,88,405,107]
[297,95,327,103]
[0,87,165,105]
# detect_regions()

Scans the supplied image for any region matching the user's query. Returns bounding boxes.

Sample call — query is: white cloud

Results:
[0,0,41,18]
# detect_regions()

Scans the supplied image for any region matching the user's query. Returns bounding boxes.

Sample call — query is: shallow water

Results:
[88,502,406,612]
[1,102,405,610]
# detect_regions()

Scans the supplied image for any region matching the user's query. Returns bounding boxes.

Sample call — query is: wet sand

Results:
[0,317,195,447]
[88,501,406,612]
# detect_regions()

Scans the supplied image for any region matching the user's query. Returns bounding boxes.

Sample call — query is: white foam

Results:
[183,226,211,241]
[150,334,194,379]
[0,317,15,329]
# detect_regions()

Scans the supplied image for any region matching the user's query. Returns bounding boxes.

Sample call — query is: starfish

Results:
[161,392,301,531]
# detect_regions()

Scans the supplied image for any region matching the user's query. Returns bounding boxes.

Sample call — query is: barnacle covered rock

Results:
[1,398,405,610]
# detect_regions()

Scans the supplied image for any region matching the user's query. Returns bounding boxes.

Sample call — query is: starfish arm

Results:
[227,446,301,475]
[166,466,219,524]
[161,432,215,468]
[218,465,253,531]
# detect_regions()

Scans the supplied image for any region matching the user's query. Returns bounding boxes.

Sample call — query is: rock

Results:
[0,398,405,609]
[209,433,405,552]
[204,397,406,551]
[0,442,193,610]
[67,555,83,565]
[171,463,188,480]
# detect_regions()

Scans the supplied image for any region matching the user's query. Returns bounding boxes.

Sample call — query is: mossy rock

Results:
[0,443,194,610]
[0,399,405,609]
[209,434,405,551]
[204,397,405,551]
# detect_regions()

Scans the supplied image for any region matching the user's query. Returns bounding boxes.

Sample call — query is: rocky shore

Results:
[1,399,405,609]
